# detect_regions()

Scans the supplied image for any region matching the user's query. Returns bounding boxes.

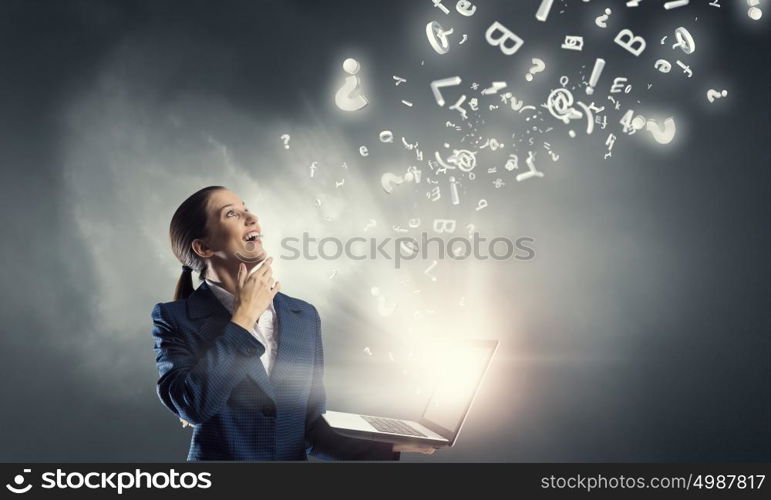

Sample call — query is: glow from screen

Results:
[421,342,495,433]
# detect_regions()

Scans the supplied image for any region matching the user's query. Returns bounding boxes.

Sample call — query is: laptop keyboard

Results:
[361,416,428,437]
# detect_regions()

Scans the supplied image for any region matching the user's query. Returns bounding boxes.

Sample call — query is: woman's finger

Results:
[245,258,270,282]
[257,257,273,277]
[237,262,245,289]
[245,262,264,282]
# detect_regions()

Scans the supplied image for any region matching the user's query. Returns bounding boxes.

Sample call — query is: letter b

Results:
[614,29,646,57]
[432,219,456,233]
[485,21,524,55]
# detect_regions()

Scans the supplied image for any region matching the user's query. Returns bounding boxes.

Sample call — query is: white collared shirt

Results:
[205,279,278,375]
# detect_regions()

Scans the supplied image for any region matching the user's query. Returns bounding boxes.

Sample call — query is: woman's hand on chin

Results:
[231,259,279,330]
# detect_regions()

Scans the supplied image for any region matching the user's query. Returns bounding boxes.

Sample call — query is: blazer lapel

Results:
[185,280,230,321]
[185,280,277,404]
[269,292,305,387]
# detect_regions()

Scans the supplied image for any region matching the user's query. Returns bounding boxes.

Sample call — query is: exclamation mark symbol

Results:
[535,0,554,22]
[586,58,605,95]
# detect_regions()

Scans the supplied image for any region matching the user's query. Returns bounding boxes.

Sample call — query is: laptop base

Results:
[330,427,449,447]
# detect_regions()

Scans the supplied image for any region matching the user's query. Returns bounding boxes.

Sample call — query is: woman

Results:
[151,185,435,460]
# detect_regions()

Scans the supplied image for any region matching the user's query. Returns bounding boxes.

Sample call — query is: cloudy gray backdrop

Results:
[0,0,768,462]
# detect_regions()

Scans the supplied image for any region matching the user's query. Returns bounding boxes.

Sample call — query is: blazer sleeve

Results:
[304,305,400,461]
[151,302,265,426]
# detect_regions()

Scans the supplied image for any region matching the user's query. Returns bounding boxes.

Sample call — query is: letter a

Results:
[485,21,524,55]
[614,28,646,57]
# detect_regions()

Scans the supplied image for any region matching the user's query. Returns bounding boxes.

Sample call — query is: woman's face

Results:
[193,189,266,269]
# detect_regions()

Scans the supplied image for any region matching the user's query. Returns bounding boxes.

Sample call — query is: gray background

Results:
[0,0,768,462]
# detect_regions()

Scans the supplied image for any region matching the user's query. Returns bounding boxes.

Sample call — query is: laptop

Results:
[323,339,498,448]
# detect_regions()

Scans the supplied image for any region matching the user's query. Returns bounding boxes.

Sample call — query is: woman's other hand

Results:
[393,443,438,455]
[231,259,279,331]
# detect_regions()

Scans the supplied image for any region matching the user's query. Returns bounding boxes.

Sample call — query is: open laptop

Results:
[323,339,498,448]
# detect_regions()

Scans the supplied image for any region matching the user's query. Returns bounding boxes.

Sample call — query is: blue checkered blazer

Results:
[151,280,399,461]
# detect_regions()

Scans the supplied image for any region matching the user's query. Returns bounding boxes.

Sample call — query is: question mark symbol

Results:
[380,172,406,194]
[526,58,546,82]
[335,58,369,112]
[645,116,677,144]
[706,89,728,103]
[466,223,475,239]
[280,134,290,149]
[595,8,612,28]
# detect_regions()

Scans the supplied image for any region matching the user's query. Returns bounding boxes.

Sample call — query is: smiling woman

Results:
[150,185,432,460]
[169,186,267,301]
